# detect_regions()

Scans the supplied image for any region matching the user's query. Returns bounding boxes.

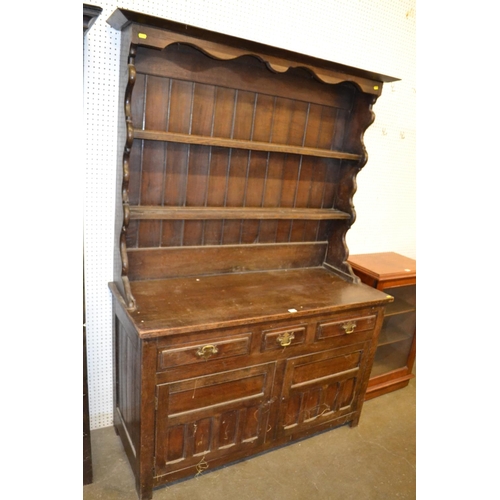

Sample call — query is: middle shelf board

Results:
[384,297,415,317]
[377,324,414,347]
[133,129,362,161]
[129,206,351,220]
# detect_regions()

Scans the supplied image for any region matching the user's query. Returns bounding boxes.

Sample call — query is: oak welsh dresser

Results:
[107,9,398,499]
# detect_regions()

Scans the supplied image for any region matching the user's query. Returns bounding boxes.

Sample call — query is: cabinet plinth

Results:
[107,8,398,499]
[348,252,416,400]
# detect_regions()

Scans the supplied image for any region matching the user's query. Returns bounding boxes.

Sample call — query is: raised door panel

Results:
[115,320,141,457]
[155,362,275,477]
[277,343,369,438]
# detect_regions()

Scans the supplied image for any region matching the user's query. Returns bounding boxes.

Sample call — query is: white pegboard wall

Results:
[84,0,416,430]
[84,1,122,429]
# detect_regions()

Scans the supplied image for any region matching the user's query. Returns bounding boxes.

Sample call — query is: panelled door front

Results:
[155,362,276,477]
[278,343,370,437]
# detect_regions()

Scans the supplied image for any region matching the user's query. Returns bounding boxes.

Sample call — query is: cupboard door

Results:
[278,344,369,437]
[155,363,275,477]
[371,284,415,377]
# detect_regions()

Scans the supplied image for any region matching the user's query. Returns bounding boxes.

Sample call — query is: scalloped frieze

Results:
[127,25,382,96]
[107,8,399,94]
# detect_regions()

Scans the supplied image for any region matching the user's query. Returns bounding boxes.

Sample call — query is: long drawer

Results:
[156,307,381,375]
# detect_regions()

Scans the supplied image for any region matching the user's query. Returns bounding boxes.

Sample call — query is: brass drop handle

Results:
[342,321,357,334]
[196,344,219,359]
[277,331,295,347]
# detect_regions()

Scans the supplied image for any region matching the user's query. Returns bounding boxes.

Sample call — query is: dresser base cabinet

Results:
[111,268,390,499]
[106,8,397,499]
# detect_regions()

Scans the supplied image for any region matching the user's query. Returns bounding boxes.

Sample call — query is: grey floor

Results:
[83,378,415,500]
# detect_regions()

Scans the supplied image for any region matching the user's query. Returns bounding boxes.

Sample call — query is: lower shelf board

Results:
[365,372,415,400]
[371,336,413,377]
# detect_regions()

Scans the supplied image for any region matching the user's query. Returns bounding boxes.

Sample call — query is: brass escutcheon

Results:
[342,321,357,334]
[277,331,295,347]
[196,344,219,359]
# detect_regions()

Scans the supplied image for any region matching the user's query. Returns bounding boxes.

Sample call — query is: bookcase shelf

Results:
[133,129,362,161]
[129,206,351,220]
[348,252,416,401]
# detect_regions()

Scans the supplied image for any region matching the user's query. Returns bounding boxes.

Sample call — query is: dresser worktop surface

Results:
[110,267,391,337]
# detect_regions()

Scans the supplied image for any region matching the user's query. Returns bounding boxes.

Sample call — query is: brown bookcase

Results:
[348,252,416,400]
[107,8,398,499]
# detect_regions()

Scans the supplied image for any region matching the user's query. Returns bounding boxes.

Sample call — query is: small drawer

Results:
[261,324,306,352]
[316,314,377,341]
[158,333,251,370]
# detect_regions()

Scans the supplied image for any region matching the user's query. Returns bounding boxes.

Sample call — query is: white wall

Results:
[84,0,416,429]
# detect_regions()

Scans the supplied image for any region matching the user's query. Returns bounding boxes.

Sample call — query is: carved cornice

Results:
[107,8,399,96]
[83,4,102,36]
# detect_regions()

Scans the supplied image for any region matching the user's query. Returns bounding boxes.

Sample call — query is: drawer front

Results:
[316,314,377,341]
[261,324,306,352]
[158,333,252,371]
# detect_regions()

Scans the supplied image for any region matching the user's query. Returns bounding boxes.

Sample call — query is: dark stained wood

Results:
[155,363,275,478]
[83,325,92,485]
[275,155,300,242]
[112,316,142,482]
[107,9,399,95]
[261,324,306,351]
[107,9,397,499]
[137,142,164,247]
[133,129,362,160]
[119,267,391,337]
[137,75,169,246]
[251,93,276,142]
[183,83,217,245]
[134,44,356,110]
[221,156,248,244]
[203,147,230,244]
[223,89,253,243]
[160,143,188,247]
[289,156,313,242]
[129,206,350,220]
[83,4,102,35]
[239,151,268,243]
[258,152,285,243]
[348,252,416,400]
[127,242,328,280]
[158,333,252,370]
